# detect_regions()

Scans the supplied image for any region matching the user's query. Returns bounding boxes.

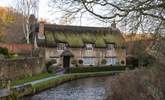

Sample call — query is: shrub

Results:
[46,59,57,66]
[71,59,77,65]
[120,60,125,65]
[78,59,83,64]
[108,65,165,100]
[46,59,57,73]
[101,59,107,65]
[69,66,127,73]
[0,47,10,57]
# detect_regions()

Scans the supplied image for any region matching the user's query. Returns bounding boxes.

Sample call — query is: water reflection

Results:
[26,76,112,100]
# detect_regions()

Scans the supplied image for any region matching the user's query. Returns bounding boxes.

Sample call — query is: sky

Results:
[0,0,116,27]
[0,0,50,20]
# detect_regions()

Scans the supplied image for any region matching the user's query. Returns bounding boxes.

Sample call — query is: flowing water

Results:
[25,76,112,100]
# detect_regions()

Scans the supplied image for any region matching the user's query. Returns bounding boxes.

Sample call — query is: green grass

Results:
[11,73,54,86]
[32,71,122,93]
[8,71,123,97]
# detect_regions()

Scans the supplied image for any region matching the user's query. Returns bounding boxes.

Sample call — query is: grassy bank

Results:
[11,73,54,86]
[32,71,122,94]
[8,70,123,98]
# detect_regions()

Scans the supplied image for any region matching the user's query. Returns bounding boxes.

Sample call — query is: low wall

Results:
[0,43,33,56]
[0,57,45,80]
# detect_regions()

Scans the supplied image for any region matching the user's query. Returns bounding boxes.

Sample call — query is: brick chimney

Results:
[38,21,45,39]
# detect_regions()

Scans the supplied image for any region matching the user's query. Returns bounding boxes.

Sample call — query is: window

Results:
[106,43,116,57]
[106,58,117,65]
[107,44,115,50]
[83,58,95,65]
[86,44,93,50]
[57,43,66,50]
[85,44,93,56]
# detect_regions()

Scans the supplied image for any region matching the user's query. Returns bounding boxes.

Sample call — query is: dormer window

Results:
[107,43,115,50]
[84,44,93,56]
[106,43,116,57]
[86,44,93,50]
[57,43,66,50]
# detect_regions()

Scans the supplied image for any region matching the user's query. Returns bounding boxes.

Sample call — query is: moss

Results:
[81,33,96,43]
[54,32,67,43]
[44,31,125,48]
[104,34,125,47]
[45,31,55,42]
[95,35,106,48]
[66,33,84,47]
[104,34,118,43]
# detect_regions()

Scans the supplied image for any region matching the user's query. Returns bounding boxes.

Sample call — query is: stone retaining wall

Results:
[0,57,45,80]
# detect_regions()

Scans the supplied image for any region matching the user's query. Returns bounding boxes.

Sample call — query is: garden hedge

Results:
[69,65,133,73]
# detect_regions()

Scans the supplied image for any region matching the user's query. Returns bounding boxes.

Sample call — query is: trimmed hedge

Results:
[69,66,133,73]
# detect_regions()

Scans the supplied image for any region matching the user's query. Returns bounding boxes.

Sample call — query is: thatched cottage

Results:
[32,21,126,68]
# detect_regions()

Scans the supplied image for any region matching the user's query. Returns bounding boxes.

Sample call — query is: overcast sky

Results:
[0,0,50,20]
[0,0,116,27]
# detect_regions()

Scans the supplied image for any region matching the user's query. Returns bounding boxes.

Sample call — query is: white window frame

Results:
[83,58,95,65]
[85,44,93,56]
[106,57,117,65]
[107,43,115,50]
[57,43,66,51]
[86,44,93,50]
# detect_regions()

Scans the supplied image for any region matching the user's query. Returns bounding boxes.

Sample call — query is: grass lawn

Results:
[32,71,123,93]
[11,73,55,86]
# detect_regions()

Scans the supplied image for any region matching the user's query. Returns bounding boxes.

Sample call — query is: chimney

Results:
[29,14,37,32]
[29,14,36,25]
[38,21,45,39]
[111,20,116,28]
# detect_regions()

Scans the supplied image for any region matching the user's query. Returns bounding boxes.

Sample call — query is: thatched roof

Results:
[37,24,125,48]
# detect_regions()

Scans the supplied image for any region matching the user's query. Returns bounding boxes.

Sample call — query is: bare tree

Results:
[51,0,165,62]
[14,0,39,44]
[51,0,165,32]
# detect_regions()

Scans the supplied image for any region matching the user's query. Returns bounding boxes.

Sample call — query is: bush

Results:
[0,47,9,56]
[121,60,125,65]
[0,47,19,59]
[108,65,165,100]
[101,59,107,65]
[46,59,57,73]
[71,59,77,65]
[46,59,57,66]
[78,59,83,64]
[69,66,127,73]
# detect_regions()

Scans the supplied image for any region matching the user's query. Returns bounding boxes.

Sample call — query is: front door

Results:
[63,56,70,72]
